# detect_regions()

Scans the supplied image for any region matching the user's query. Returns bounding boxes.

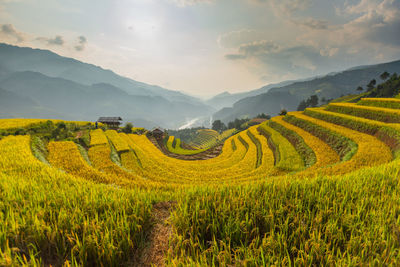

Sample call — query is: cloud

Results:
[293,0,400,56]
[74,35,87,51]
[293,17,329,30]
[238,40,281,55]
[220,0,400,83]
[340,0,400,47]
[251,0,311,16]
[225,39,346,79]
[0,23,24,42]
[170,0,214,7]
[217,29,261,48]
[36,35,64,46]
[224,54,246,60]
[319,47,339,57]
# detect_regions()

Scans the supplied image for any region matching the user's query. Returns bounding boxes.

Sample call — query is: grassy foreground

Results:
[1,136,400,265]
[168,162,400,265]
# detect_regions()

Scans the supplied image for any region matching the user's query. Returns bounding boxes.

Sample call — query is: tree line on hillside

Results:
[363,72,399,97]
[212,113,271,132]
[295,71,399,111]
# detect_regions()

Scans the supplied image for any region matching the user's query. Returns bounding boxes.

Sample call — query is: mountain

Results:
[0,43,205,103]
[0,70,214,128]
[0,43,214,128]
[206,80,296,110]
[213,59,400,123]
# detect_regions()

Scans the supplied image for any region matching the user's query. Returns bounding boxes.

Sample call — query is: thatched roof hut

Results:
[97,117,122,128]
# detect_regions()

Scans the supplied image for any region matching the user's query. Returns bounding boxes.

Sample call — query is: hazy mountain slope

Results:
[0,44,215,128]
[0,88,37,116]
[0,43,203,104]
[213,59,400,123]
[0,70,214,128]
[213,91,300,123]
[268,59,400,99]
[206,80,295,110]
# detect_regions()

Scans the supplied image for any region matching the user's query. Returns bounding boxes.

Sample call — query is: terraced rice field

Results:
[188,128,237,149]
[0,118,94,130]
[166,128,236,156]
[2,98,400,265]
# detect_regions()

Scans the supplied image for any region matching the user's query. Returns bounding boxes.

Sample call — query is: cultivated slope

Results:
[1,97,400,265]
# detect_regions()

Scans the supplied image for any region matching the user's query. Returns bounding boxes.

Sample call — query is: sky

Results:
[0,0,399,98]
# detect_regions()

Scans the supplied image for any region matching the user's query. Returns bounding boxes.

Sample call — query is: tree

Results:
[297,94,319,111]
[297,100,307,111]
[256,113,270,119]
[226,118,250,130]
[356,86,363,92]
[309,95,319,107]
[212,120,226,132]
[380,71,390,81]
[279,109,287,116]
[367,79,376,92]
[122,123,133,134]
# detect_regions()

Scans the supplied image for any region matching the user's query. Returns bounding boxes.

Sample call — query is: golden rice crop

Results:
[166,135,207,155]
[0,135,154,266]
[326,102,400,123]
[358,97,400,109]
[3,101,400,266]
[48,141,113,184]
[287,112,392,175]
[258,123,304,172]
[269,117,316,167]
[271,116,340,171]
[303,107,400,156]
[189,128,235,149]
[129,131,255,182]
[123,128,277,184]
[168,158,400,266]
[0,118,93,130]
[89,129,108,146]
[284,112,357,160]
[105,130,130,152]
[87,142,162,188]
[126,133,244,172]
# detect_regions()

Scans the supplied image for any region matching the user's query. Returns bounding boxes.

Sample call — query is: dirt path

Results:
[75,131,83,139]
[138,201,174,267]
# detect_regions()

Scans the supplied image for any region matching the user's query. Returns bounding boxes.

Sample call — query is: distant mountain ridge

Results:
[213,59,400,123]
[205,80,294,110]
[0,43,214,128]
[205,74,337,110]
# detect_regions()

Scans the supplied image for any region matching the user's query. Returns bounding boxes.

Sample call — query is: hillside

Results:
[0,43,214,128]
[2,96,400,265]
[213,59,400,123]
[206,80,295,110]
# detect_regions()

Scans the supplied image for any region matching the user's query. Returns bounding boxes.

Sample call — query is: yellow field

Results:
[2,97,400,265]
[0,118,93,129]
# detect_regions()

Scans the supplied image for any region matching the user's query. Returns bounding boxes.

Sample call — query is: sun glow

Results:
[127,18,159,39]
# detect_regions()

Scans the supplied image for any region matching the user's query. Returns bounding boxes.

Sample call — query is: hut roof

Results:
[97,117,122,123]
[151,127,165,132]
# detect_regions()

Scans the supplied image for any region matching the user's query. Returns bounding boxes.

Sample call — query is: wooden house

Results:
[151,127,165,138]
[97,117,122,129]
